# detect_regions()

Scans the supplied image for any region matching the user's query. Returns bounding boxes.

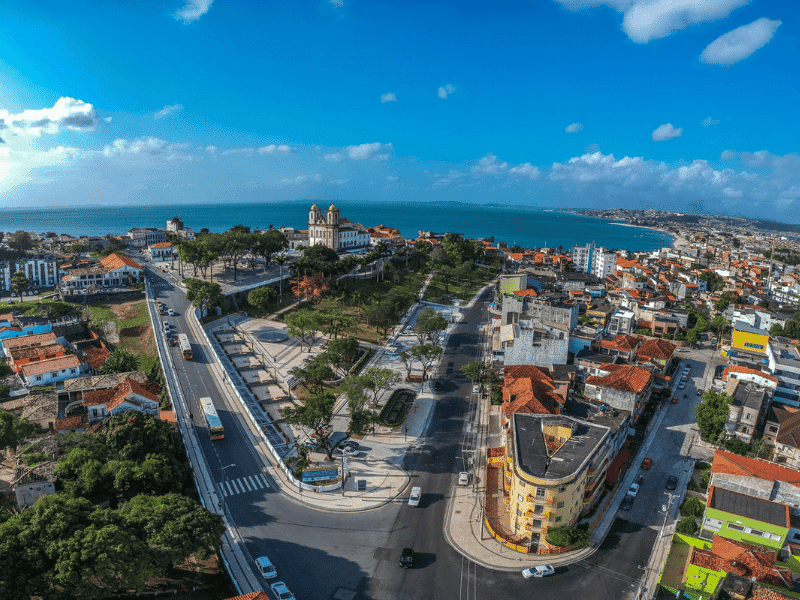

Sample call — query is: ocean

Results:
[0,200,674,251]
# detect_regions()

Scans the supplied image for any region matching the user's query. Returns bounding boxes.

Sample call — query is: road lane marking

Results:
[225,481,234,495]
[242,477,253,491]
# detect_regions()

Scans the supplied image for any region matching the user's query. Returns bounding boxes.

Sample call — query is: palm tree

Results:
[274,254,287,302]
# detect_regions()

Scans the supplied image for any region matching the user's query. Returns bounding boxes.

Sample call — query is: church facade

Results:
[308,204,370,251]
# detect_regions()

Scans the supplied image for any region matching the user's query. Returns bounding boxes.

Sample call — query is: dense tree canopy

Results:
[695,391,733,442]
[98,349,140,375]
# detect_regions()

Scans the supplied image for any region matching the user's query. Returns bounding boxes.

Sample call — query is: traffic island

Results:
[378,388,416,427]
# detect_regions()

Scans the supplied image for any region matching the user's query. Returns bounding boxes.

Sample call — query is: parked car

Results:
[522,565,555,578]
[458,472,470,486]
[341,440,359,451]
[665,475,679,490]
[627,483,640,497]
[620,496,634,511]
[472,384,481,394]
[270,581,295,600]
[255,556,277,579]
[400,548,414,569]
[408,486,421,507]
[433,381,442,391]
[678,382,685,389]
[672,396,679,404]
[641,457,653,470]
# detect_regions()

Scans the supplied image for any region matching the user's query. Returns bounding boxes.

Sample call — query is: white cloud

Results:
[553,0,749,44]
[329,0,344,6]
[330,178,349,185]
[102,137,191,160]
[438,84,456,99]
[205,145,218,154]
[471,153,541,179]
[386,175,398,181]
[652,123,682,142]
[565,122,584,133]
[720,149,738,160]
[154,104,184,119]
[700,18,781,66]
[281,174,322,186]
[324,142,393,162]
[172,0,214,24]
[258,144,293,154]
[0,97,102,137]
[380,92,397,104]
[701,117,720,128]
[584,143,601,153]
[222,148,254,156]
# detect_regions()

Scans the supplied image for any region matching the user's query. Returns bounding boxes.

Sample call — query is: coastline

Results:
[609,222,686,249]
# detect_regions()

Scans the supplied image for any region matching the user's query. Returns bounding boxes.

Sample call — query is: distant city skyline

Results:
[0,0,797,220]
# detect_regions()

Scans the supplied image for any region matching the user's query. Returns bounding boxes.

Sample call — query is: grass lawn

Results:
[86,298,157,368]
[423,267,498,304]
[0,299,78,319]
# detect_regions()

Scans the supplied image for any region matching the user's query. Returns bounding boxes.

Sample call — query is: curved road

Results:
[151,270,658,600]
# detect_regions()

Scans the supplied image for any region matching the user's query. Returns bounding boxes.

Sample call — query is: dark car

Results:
[400,548,414,569]
[433,381,442,391]
[620,496,633,511]
[665,475,679,490]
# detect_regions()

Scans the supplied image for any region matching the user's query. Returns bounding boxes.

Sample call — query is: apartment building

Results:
[0,256,60,291]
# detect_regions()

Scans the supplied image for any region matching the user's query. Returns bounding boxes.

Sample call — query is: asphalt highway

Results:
[149,270,661,600]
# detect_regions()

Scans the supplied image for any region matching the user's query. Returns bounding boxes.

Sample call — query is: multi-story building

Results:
[308,204,370,251]
[503,413,612,549]
[0,256,60,291]
[583,363,653,419]
[591,248,617,280]
[148,242,175,262]
[279,227,308,250]
[731,321,770,355]
[125,228,165,248]
[501,295,579,330]
[571,242,594,273]
[763,405,800,467]
[606,308,636,335]
[724,381,771,445]
[500,321,569,368]
[60,254,144,293]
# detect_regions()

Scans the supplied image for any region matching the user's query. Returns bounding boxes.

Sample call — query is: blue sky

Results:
[0,0,798,221]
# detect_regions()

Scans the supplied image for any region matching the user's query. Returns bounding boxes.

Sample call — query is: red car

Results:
[672,397,678,404]
[641,458,653,470]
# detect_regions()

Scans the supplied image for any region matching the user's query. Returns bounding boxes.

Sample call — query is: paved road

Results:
[149,268,686,599]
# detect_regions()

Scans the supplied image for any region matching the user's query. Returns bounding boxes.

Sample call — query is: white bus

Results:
[178,333,193,360]
[200,397,224,441]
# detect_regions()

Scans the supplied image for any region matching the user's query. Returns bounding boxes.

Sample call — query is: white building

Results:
[0,256,60,291]
[60,254,144,293]
[308,204,370,251]
[591,248,617,280]
[571,242,594,273]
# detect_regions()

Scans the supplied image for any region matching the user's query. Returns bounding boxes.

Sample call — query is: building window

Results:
[557,501,565,508]
[533,519,542,528]
[727,523,744,532]
[51,372,57,378]
[516,508,521,516]
[536,487,546,499]
[36,376,42,381]
[555,516,562,523]
[534,505,544,514]
[518,494,524,502]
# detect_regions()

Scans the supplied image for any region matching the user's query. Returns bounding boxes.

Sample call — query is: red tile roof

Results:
[150,242,172,248]
[100,253,142,271]
[597,334,641,353]
[224,592,269,600]
[9,343,65,361]
[723,365,779,385]
[513,288,538,297]
[21,354,81,377]
[585,363,653,394]
[107,378,158,412]
[55,414,88,431]
[502,365,566,418]
[82,346,111,370]
[637,338,676,362]
[1,331,57,351]
[711,450,800,488]
[689,535,792,590]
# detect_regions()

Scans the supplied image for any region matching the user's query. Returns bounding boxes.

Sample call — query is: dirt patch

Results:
[111,300,142,321]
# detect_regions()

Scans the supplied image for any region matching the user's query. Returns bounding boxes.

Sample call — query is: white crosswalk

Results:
[219,473,271,497]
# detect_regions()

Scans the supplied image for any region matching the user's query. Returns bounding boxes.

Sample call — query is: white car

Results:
[270,582,295,600]
[472,384,481,394]
[678,382,686,389]
[408,486,421,507]
[627,483,640,497]
[522,565,555,578]
[458,472,470,485]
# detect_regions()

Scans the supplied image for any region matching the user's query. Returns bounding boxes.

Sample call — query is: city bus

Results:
[178,333,193,360]
[200,397,225,441]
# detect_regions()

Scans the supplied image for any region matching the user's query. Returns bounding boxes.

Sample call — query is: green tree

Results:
[10,271,29,297]
[7,231,33,252]
[294,355,334,394]
[98,349,140,375]
[363,302,395,336]
[412,307,448,345]
[362,367,401,407]
[676,515,699,535]
[325,337,360,376]
[273,254,288,302]
[695,390,733,442]
[339,375,371,412]
[285,308,325,352]
[723,438,748,455]
[252,229,288,265]
[546,525,590,548]
[282,390,340,460]
[320,306,355,340]
[185,279,223,314]
[0,411,36,452]
[680,496,704,518]
[248,286,277,315]
[119,493,223,569]
[411,344,442,381]
[759,299,770,309]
